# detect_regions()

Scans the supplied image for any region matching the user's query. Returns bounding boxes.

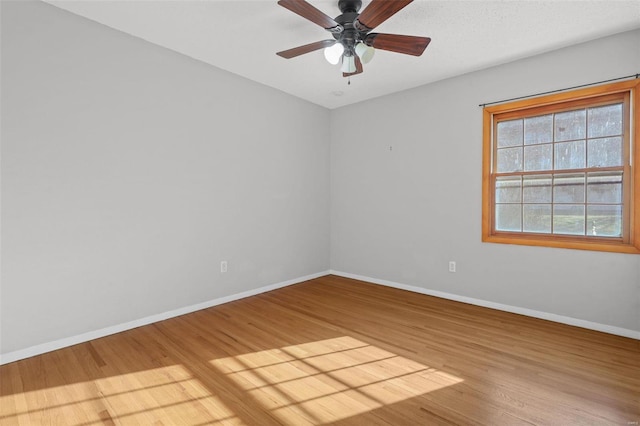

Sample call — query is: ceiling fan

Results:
[276,0,431,77]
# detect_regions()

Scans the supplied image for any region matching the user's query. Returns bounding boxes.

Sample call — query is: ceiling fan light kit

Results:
[341,55,357,73]
[354,42,375,64]
[324,42,344,64]
[277,0,431,78]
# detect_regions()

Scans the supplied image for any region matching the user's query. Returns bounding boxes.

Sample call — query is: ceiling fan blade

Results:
[278,0,344,33]
[355,0,413,31]
[343,55,363,77]
[365,33,431,56]
[277,39,336,59]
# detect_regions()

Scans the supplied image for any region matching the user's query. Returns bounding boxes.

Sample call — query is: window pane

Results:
[523,175,552,203]
[587,172,622,204]
[554,174,585,203]
[587,137,622,168]
[496,176,521,203]
[553,204,585,235]
[524,144,552,171]
[496,204,521,231]
[524,115,553,145]
[555,109,586,142]
[496,147,523,172]
[554,140,585,170]
[587,205,622,237]
[523,204,551,233]
[588,104,622,138]
[497,119,523,147]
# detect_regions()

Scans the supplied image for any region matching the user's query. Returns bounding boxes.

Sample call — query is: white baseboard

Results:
[0,271,331,365]
[329,270,640,340]
[3,268,636,365]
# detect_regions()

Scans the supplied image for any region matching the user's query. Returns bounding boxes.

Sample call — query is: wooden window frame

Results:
[482,79,640,254]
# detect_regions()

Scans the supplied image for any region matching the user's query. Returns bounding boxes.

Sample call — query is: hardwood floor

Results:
[1,275,639,425]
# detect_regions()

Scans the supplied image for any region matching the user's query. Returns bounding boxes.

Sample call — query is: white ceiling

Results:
[44,0,640,109]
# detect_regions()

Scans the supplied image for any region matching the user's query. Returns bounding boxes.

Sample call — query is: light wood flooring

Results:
[1,275,639,425]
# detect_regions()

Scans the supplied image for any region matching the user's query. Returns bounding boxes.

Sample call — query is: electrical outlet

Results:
[220,261,228,273]
[448,261,456,273]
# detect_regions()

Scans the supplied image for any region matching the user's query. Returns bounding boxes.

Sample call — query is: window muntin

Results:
[482,80,640,254]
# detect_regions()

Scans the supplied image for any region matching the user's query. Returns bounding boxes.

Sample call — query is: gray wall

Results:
[1,1,330,355]
[331,29,640,332]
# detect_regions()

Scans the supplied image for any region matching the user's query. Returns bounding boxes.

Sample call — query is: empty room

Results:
[1,0,639,424]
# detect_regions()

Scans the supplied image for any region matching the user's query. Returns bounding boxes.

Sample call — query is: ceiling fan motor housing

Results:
[333,1,368,56]
[338,0,362,13]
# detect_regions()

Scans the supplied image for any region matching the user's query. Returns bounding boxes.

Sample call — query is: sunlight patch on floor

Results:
[2,337,463,425]
[0,364,239,425]
[209,336,463,424]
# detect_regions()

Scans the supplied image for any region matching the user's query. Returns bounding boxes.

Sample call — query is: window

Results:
[482,79,640,254]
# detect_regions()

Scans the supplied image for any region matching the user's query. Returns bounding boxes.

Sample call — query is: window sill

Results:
[482,233,640,254]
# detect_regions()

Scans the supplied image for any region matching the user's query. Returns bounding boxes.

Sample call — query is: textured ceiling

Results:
[44,0,640,109]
